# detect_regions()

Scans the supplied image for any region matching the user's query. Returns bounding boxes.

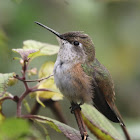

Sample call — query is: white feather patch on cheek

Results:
[79,43,83,48]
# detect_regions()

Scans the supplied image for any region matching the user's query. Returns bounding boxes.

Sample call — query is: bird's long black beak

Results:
[35,21,64,40]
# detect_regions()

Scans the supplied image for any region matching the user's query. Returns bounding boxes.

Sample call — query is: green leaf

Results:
[30,115,93,140]
[82,104,124,140]
[0,73,15,93]
[0,118,30,139]
[23,40,59,59]
[0,73,15,123]
[12,48,39,61]
[0,73,15,102]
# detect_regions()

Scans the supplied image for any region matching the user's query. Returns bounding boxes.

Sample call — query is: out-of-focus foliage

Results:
[0,118,44,140]
[0,118,30,139]
[0,30,7,49]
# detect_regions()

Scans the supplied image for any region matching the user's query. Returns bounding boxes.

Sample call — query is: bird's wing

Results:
[91,58,124,124]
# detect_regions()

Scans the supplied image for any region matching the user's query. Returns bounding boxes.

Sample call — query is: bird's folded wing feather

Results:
[86,58,124,124]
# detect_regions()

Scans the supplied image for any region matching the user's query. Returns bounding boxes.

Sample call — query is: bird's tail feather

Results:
[92,81,131,140]
[112,104,131,140]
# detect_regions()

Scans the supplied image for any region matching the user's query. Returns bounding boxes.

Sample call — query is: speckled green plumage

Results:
[82,58,115,102]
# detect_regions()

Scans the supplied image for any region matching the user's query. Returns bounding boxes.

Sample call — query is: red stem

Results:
[0,96,14,102]
[15,59,55,119]
[16,60,30,117]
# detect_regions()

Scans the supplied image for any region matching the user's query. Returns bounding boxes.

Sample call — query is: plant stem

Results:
[0,96,14,102]
[24,74,53,82]
[17,89,29,117]
[71,103,88,140]
[16,60,30,117]
[16,59,54,118]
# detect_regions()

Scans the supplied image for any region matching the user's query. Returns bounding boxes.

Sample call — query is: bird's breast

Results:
[53,60,93,104]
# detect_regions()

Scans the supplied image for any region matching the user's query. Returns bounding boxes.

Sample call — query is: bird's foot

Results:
[82,132,88,140]
[70,102,82,114]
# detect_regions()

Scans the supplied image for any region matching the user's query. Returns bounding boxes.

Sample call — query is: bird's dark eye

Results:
[73,41,79,46]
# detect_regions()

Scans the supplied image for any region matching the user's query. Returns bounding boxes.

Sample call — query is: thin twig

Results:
[120,123,132,140]
[14,74,53,83]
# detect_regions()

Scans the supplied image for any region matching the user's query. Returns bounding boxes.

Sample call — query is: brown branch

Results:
[16,60,30,117]
[15,59,53,118]
[0,95,19,103]
[120,123,132,140]
[0,96,14,102]
[71,103,88,140]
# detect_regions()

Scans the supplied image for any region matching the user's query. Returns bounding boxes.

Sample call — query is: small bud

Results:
[8,77,18,86]
[20,59,24,65]
[28,68,37,76]
[30,68,37,75]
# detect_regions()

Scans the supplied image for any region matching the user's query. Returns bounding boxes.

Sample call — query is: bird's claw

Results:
[70,103,81,114]
[82,132,88,140]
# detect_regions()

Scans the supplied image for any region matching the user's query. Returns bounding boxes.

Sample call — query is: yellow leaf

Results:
[36,62,63,107]
[39,62,54,78]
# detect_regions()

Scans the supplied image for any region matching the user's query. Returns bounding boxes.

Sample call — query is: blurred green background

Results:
[0,0,140,139]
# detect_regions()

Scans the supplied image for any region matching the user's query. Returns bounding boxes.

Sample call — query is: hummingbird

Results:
[35,21,131,140]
